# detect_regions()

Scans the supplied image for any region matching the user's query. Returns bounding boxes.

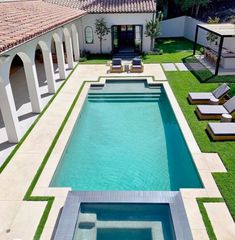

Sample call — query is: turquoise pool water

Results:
[51,80,202,190]
[75,203,176,240]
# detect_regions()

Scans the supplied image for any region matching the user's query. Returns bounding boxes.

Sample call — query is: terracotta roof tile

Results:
[0,0,86,53]
[44,0,156,13]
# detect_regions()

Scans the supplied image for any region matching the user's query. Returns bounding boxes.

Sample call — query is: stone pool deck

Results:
[0,64,234,239]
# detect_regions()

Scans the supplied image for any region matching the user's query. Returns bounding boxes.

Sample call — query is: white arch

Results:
[51,33,66,79]
[71,24,80,61]
[36,41,56,93]
[9,52,42,113]
[63,27,74,68]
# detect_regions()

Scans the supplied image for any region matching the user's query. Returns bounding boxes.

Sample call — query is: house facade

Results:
[45,0,156,54]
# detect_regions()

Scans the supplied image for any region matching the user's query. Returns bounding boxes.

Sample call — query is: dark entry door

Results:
[112,25,142,53]
[119,25,134,51]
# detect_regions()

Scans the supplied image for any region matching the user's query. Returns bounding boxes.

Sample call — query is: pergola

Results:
[193,23,235,75]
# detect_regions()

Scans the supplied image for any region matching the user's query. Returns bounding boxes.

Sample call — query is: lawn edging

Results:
[197,198,224,240]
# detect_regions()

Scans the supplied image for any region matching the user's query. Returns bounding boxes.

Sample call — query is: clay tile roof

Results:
[0,0,86,53]
[44,0,156,14]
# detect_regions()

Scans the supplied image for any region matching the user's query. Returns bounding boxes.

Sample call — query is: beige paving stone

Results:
[182,198,206,230]
[4,201,47,240]
[0,201,21,235]
[180,189,207,199]
[191,229,210,240]
[205,202,235,240]
[204,153,227,173]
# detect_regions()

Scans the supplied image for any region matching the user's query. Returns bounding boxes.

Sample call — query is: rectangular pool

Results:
[50,80,202,190]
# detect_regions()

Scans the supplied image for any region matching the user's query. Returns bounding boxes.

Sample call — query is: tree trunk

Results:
[150,37,154,51]
[195,4,200,17]
[100,38,103,54]
[163,1,168,18]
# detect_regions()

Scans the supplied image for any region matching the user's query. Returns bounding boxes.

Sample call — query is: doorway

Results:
[112,25,143,53]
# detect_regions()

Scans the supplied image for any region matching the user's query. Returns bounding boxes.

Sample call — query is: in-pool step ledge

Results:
[88,94,161,99]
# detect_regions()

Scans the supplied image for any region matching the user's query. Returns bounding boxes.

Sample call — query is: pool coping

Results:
[33,76,228,239]
[54,191,192,240]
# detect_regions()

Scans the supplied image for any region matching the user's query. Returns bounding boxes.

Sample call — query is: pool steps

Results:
[75,213,164,240]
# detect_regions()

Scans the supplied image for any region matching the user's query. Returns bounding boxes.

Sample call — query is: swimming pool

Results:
[51,80,202,190]
[74,203,176,240]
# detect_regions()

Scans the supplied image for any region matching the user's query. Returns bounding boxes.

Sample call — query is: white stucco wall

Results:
[160,16,207,46]
[77,13,154,53]
[160,16,186,38]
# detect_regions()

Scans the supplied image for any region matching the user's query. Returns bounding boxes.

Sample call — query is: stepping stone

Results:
[175,63,189,71]
[162,63,177,71]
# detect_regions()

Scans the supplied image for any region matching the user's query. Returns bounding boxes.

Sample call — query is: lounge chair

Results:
[207,122,235,141]
[188,83,230,104]
[130,58,144,73]
[196,96,235,120]
[110,58,123,73]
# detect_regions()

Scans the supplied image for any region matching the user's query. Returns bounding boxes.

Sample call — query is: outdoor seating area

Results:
[188,85,235,141]
[109,58,144,73]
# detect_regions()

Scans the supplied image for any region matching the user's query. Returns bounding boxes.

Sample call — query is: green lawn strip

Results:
[182,56,235,83]
[23,79,90,239]
[197,198,224,240]
[0,63,79,174]
[166,71,235,221]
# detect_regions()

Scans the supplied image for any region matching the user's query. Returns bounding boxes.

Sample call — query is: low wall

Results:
[160,16,208,46]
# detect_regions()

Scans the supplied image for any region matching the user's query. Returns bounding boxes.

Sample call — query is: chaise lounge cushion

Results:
[132,58,142,66]
[188,92,213,101]
[224,96,235,114]
[112,65,122,69]
[112,58,122,66]
[212,83,230,99]
[188,83,230,103]
[208,123,235,136]
[197,105,228,115]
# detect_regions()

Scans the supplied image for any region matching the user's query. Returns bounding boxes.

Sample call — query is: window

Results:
[85,26,93,44]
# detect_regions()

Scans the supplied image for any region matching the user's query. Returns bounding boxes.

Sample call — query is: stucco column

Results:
[55,41,66,79]
[42,49,56,93]
[65,36,74,69]
[0,75,20,143]
[72,30,80,61]
[24,61,42,113]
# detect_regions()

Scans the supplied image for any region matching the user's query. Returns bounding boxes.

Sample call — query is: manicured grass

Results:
[80,54,111,64]
[142,37,201,63]
[166,71,235,222]
[183,56,235,83]
[79,38,200,64]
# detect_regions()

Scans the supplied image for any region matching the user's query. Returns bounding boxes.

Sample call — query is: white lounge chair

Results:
[188,83,230,104]
[196,96,235,120]
[207,122,235,141]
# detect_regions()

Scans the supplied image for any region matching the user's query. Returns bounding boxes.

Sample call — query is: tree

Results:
[206,17,220,46]
[176,0,209,17]
[95,18,110,54]
[145,12,163,51]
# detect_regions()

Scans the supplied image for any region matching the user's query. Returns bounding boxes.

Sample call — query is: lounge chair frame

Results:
[130,64,144,73]
[207,124,235,141]
[110,64,124,73]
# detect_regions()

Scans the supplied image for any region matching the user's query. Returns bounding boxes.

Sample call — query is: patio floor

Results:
[0,61,73,166]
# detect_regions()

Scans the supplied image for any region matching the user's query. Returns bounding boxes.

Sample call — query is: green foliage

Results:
[176,0,209,16]
[95,18,110,54]
[145,12,163,51]
[206,17,220,45]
